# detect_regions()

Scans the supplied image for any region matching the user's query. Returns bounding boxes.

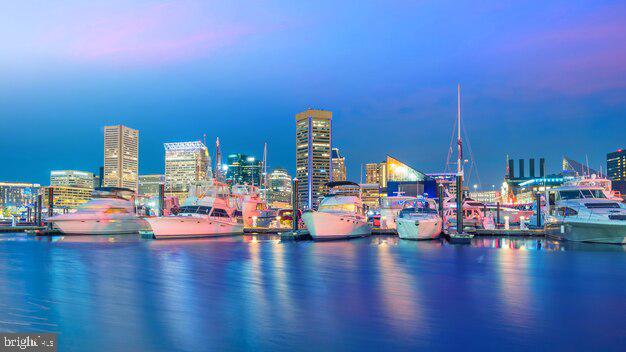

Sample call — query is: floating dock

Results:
[0,226,45,233]
[466,228,545,237]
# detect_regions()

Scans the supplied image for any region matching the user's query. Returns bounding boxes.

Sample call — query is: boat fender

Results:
[414,220,419,226]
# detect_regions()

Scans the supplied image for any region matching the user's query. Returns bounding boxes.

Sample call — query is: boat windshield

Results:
[399,207,437,218]
[319,203,356,213]
[177,206,213,214]
[559,189,606,200]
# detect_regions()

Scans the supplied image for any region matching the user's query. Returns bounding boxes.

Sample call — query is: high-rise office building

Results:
[225,153,262,186]
[607,149,626,181]
[139,174,165,196]
[164,141,210,200]
[295,109,332,209]
[50,170,95,190]
[103,125,139,191]
[331,148,346,182]
[267,168,292,208]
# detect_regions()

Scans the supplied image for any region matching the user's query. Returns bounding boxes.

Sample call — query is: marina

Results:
[0,231,624,351]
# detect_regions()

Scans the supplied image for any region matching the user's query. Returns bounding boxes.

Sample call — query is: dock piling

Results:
[535,192,542,228]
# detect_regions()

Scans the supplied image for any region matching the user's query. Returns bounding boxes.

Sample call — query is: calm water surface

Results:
[0,233,625,351]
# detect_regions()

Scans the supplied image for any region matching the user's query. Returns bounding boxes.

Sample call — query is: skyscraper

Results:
[331,148,346,182]
[267,168,292,208]
[607,149,626,181]
[225,153,262,186]
[295,109,332,209]
[164,141,210,201]
[50,170,95,190]
[103,125,139,191]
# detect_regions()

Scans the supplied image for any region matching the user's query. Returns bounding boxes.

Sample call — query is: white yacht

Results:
[231,184,270,227]
[49,187,149,235]
[302,181,372,240]
[443,197,485,229]
[396,198,442,240]
[545,185,626,244]
[145,180,243,239]
[379,194,419,230]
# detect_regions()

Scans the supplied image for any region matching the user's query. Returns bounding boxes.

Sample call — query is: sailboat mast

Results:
[457,84,463,177]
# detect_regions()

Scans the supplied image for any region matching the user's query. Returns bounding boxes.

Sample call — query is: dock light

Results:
[252,215,258,227]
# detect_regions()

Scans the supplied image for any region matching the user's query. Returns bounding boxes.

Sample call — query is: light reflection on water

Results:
[0,233,625,351]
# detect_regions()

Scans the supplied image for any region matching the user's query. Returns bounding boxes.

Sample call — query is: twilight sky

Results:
[1,0,625,187]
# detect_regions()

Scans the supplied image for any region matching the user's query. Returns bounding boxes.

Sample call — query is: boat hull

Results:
[302,212,371,240]
[397,216,442,240]
[546,220,626,244]
[146,216,244,239]
[52,218,149,235]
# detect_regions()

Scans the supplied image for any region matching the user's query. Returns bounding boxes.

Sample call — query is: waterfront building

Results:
[139,174,165,197]
[103,125,139,192]
[366,156,433,197]
[295,109,332,209]
[563,156,598,177]
[267,168,292,208]
[164,141,210,201]
[225,153,262,186]
[50,170,94,190]
[607,149,626,181]
[0,182,40,217]
[331,148,346,182]
[43,186,92,211]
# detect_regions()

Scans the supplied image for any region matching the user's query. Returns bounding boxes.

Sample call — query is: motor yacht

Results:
[379,194,419,230]
[145,180,243,239]
[443,197,485,229]
[396,198,442,240]
[49,187,149,235]
[231,184,271,227]
[545,185,626,244]
[302,181,372,240]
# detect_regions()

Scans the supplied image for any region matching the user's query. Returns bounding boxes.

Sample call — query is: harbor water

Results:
[0,233,625,351]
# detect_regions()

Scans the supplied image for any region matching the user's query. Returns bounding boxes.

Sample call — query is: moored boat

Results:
[397,198,442,240]
[302,181,372,240]
[146,180,243,239]
[49,187,149,235]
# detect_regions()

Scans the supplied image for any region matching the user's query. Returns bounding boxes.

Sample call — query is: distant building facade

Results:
[365,162,386,186]
[295,109,332,209]
[331,148,346,182]
[607,149,626,181]
[267,168,292,208]
[0,182,40,217]
[103,125,139,191]
[164,141,210,200]
[44,186,92,211]
[50,170,95,190]
[139,174,165,196]
[225,154,262,186]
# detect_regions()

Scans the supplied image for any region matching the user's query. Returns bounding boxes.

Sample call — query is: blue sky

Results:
[1,0,625,187]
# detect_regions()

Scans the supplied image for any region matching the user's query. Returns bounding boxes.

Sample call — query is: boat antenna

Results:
[585,154,590,177]
[215,137,222,181]
[262,142,268,202]
[457,84,463,178]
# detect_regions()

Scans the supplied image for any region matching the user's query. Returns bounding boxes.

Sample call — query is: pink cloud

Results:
[491,6,626,95]
[45,1,286,65]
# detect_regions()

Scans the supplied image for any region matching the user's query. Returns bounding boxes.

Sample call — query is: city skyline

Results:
[1,1,625,187]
